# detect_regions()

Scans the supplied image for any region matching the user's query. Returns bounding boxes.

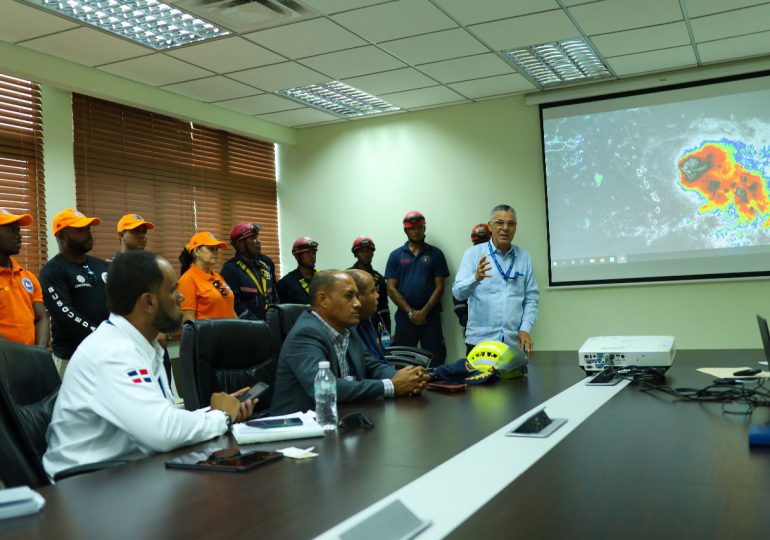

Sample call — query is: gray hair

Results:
[490,204,516,219]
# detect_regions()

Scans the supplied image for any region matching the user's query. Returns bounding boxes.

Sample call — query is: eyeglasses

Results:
[491,220,517,229]
[338,412,375,430]
[403,217,424,224]
[212,280,229,297]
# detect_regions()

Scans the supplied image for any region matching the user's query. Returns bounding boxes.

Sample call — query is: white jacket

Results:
[43,314,227,478]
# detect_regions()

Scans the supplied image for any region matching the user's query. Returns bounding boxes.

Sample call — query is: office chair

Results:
[178,318,277,413]
[266,303,310,353]
[0,340,126,486]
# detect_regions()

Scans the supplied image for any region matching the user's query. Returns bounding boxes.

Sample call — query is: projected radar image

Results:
[544,97,770,260]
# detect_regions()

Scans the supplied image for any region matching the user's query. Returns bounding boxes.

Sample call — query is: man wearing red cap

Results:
[220,222,279,320]
[385,211,450,366]
[348,236,391,334]
[277,236,318,305]
[39,208,110,377]
[0,208,48,348]
[453,223,492,333]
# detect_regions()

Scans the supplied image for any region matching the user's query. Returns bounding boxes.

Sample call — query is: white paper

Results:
[231,411,325,444]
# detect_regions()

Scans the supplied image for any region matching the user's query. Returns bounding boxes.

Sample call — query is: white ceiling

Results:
[2,0,770,128]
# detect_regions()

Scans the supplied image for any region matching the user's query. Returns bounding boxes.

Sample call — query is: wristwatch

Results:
[222,411,234,431]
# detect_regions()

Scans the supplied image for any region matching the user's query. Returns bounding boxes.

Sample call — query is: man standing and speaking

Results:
[452,205,539,355]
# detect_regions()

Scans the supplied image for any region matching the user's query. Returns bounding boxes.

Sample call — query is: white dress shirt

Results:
[43,314,227,478]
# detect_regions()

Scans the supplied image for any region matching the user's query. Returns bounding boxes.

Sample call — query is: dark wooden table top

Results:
[1,350,768,539]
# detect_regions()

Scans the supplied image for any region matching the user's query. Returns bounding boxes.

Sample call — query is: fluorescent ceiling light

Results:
[502,38,611,87]
[22,0,229,50]
[277,82,400,118]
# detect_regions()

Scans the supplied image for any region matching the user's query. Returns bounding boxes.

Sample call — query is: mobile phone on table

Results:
[427,381,467,393]
[238,382,270,402]
[246,417,303,429]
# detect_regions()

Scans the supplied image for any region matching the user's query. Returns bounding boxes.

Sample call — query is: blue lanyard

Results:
[488,242,518,280]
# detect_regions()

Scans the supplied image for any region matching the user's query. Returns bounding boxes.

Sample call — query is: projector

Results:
[578,336,676,372]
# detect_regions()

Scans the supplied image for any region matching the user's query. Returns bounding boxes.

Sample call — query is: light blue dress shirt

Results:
[452,240,539,346]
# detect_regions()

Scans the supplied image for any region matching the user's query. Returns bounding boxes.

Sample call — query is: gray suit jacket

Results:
[271,311,397,415]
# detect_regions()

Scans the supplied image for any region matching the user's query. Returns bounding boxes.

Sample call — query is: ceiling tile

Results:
[470,10,580,50]
[214,94,304,115]
[342,67,436,95]
[379,28,488,65]
[299,46,405,79]
[0,2,78,43]
[244,18,366,59]
[684,0,763,18]
[591,22,691,57]
[606,45,697,76]
[227,62,330,92]
[433,0,560,26]
[301,0,389,15]
[258,107,340,127]
[569,0,683,35]
[698,31,770,64]
[97,54,213,86]
[449,73,535,99]
[380,85,467,109]
[417,53,514,83]
[167,37,284,73]
[18,27,150,67]
[331,0,457,43]
[690,4,770,42]
[162,76,259,102]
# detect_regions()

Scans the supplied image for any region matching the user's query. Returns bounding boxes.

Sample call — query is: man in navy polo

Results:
[385,211,449,366]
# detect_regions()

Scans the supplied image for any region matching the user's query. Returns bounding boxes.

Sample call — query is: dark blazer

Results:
[271,311,397,415]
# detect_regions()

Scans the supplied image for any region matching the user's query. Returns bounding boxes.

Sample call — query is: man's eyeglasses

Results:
[491,220,517,229]
[404,217,424,224]
[212,280,229,297]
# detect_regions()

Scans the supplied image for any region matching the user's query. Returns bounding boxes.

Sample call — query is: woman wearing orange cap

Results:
[178,232,236,321]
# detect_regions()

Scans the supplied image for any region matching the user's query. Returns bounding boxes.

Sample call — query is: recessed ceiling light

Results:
[277,82,400,119]
[502,38,611,87]
[22,0,229,50]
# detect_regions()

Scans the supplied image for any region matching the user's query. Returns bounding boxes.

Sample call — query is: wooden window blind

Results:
[0,74,46,274]
[72,94,279,275]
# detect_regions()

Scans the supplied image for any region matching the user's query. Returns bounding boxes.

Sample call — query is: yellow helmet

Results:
[467,341,528,379]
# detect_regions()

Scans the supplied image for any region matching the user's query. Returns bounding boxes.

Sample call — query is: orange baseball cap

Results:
[52,208,101,235]
[117,213,155,233]
[0,207,32,227]
[186,232,228,252]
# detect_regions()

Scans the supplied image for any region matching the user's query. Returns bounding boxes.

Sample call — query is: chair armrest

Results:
[386,345,433,359]
[54,460,129,482]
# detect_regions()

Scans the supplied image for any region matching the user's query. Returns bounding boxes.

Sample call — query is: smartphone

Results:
[238,382,270,402]
[165,448,283,473]
[733,368,761,377]
[246,417,303,429]
[427,381,467,393]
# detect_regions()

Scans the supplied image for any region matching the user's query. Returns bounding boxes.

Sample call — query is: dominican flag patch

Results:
[127,369,152,384]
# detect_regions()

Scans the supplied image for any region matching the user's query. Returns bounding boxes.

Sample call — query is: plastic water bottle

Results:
[314,361,338,432]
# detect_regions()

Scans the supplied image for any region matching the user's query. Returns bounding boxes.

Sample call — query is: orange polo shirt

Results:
[178,264,236,320]
[0,257,43,345]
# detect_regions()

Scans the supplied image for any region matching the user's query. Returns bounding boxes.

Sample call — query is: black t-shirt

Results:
[276,268,312,305]
[39,254,110,359]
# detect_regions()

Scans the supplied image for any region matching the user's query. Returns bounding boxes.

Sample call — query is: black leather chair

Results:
[266,303,310,353]
[178,319,277,413]
[0,340,125,486]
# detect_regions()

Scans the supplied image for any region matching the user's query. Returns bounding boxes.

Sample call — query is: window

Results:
[0,74,46,274]
[72,94,279,274]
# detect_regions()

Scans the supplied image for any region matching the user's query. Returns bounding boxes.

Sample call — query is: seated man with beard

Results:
[43,251,256,479]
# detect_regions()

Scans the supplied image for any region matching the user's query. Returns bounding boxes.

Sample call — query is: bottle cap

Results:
[319,361,330,369]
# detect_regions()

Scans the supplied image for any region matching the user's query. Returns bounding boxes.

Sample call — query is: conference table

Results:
[1,350,769,539]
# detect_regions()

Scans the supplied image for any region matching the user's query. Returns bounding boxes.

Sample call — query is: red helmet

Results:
[292,236,318,255]
[471,223,491,245]
[403,210,425,229]
[229,222,261,244]
[352,236,376,253]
